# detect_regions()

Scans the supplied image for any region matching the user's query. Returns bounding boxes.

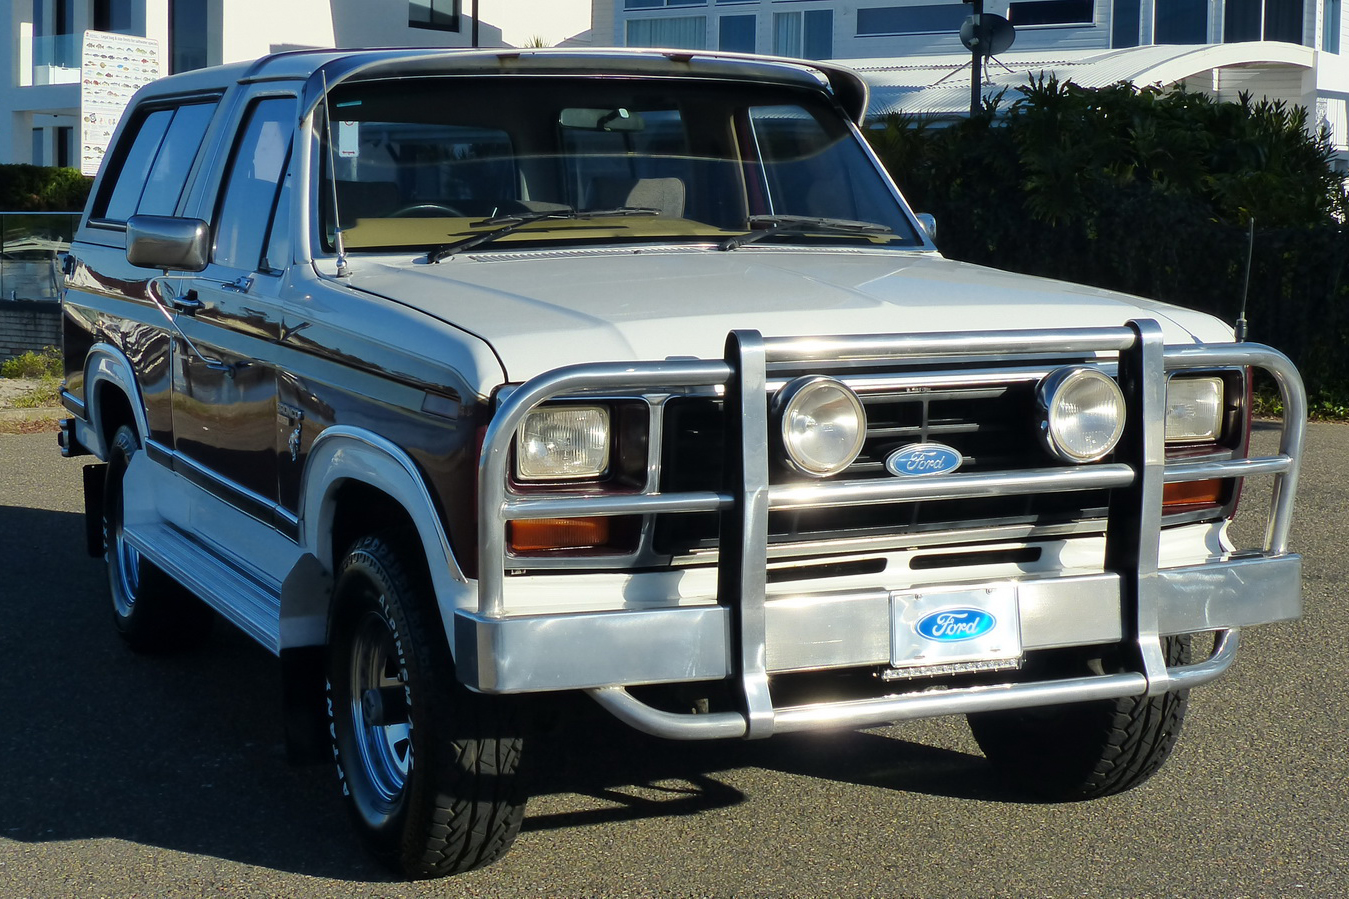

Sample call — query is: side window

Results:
[97,101,217,221]
[137,103,216,215]
[99,110,172,220]
[213,97,296,271]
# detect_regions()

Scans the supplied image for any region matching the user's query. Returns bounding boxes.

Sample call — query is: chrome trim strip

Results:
[762,328,1135,363]
[150,437,302,537]
[503,490,731,520]
[769,464,1134,511]
[1163,455,1293,482]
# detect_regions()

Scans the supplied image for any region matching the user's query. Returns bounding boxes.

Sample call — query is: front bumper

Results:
[458,322,1306,740]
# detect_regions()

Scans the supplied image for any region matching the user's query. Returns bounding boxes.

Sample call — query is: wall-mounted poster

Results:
[80,31,163,177]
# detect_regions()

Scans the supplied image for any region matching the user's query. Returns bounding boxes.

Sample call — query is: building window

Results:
[773,9,832,58]
[94,0,135,33]
[32,129,44,167]
[410,0,460,31]
[56,127,73,168]
[1154,0,1208,42]
[719,14,756,51]
[170,0,208,73]
[626,16,708,47]
[1223,0,1305,42]
[1009,0,1094,25]
[1112,0,1142,44]
[856,5,969,35]
[1327,0,1342,52]
[625,0,708,7]
[1264,0,1305,42]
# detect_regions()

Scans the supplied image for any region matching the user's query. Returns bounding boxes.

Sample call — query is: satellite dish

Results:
[960,14,1016,57]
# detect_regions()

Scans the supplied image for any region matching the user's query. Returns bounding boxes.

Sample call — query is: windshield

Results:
[317,76,923,254]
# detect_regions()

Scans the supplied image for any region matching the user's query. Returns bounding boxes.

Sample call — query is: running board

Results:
[124,520,283,653]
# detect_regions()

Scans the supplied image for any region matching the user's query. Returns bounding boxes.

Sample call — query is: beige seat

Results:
[625,177,685,218]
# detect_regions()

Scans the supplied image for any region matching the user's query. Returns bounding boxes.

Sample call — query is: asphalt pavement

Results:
[0,423,1345,898]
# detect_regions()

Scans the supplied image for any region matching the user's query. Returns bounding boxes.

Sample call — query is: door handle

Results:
[172,290,204,315]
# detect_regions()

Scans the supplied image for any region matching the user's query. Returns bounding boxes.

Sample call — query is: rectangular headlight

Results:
[1165,376,1223,443]
[515,405,610,480]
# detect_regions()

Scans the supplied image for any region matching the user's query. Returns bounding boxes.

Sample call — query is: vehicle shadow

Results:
[0,502,1002,883]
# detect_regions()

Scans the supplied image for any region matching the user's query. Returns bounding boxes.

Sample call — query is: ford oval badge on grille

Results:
[885,442,963,477]
[916,609,996,642]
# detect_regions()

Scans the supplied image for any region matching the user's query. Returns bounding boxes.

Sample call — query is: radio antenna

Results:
[1235,217,1254,342]
[321,69,351,279]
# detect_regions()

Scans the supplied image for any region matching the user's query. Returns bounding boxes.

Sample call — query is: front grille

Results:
[654,375,1112,554]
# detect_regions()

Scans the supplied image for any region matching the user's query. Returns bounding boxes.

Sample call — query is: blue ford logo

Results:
[916,609,996,642]
[885,442,963,477]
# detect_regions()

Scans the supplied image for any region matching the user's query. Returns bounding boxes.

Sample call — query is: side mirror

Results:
[916,213,937,241]
[126,214,210,272]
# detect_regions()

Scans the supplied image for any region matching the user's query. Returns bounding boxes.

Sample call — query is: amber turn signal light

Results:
[509,517,611,553]
[1162,479,1224,511]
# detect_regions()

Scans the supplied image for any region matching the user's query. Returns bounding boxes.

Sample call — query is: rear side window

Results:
[95,100,218,221]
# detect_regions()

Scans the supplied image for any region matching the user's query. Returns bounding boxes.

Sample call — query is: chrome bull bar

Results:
[461,321,1305,739]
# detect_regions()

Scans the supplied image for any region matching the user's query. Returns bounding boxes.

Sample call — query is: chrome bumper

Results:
[458,322,1306,740]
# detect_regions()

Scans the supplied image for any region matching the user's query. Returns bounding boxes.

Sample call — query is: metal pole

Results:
[970,0,984,115]
[471,0,479,47]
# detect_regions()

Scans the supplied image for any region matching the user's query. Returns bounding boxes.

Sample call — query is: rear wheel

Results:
[327,533,527,879]
[104,424,213,653]
[967,637,1191,800]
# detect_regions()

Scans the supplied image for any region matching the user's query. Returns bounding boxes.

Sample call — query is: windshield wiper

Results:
[718,215,894,251]
[426,206,661,263]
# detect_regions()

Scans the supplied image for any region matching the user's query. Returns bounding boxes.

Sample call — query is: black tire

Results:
[967,636,1191,801]
[104,424,213,653]
[326,533,527,879]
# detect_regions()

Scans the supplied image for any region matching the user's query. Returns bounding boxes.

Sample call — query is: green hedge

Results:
[0,164,92,211]
[865,78,1349,411]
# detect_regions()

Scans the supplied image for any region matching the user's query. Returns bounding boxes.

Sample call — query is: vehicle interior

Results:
[316,75,923,253]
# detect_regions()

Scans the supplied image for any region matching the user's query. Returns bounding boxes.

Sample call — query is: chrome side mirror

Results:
[916,213,937,241]
[126,214,210,272]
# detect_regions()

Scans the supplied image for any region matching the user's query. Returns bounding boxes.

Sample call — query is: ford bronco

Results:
[57,48,1305,879]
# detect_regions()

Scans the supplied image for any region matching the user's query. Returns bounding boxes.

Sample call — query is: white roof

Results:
[849,41,1316,117]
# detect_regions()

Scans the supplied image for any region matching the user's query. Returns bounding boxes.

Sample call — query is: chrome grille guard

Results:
[466,321,1305,739]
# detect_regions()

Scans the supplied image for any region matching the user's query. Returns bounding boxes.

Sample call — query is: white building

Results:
[592,0,1348,166]
[3,0,504,166]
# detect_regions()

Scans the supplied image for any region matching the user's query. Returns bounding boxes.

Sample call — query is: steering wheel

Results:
[388,203,464,218]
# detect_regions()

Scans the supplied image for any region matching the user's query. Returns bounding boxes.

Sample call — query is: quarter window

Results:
[96,101,217,221]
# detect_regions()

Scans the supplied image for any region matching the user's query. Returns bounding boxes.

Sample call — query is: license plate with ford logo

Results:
[890,584,1021,670]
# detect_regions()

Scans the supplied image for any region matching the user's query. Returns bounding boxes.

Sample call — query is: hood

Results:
[344,247,1234,384]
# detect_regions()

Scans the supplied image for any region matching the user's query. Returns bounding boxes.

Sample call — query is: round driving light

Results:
[1038,367,1126,463]
[775,376,867,477]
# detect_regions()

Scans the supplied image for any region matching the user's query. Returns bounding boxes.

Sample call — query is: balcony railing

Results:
[1,212,80,303]
[30,33,83,85]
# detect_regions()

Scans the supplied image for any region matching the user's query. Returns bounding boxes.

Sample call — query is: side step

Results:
[124,520,283,654]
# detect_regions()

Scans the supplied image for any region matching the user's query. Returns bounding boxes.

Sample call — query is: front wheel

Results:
[326,533,527,879]
[967,637,1191,800]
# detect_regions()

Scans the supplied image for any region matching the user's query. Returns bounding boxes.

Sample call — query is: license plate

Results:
[890,583,1021,669]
